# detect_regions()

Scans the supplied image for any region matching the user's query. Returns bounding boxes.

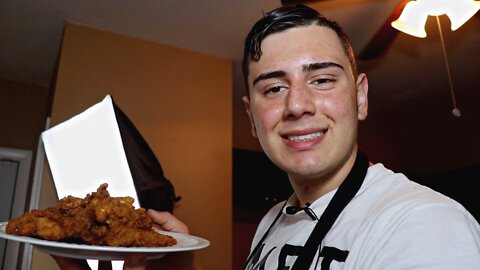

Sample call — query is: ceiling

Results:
[1,0,480,173]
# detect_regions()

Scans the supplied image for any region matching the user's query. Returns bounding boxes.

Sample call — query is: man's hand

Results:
[147,209,189,234]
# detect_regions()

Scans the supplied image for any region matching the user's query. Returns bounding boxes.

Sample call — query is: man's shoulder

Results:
[361,163,473,220]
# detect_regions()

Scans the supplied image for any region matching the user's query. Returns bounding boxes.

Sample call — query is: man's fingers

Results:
[147,210,189,234]
[123,254,147,270]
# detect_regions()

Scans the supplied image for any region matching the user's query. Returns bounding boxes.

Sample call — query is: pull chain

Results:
[436,16,461,117]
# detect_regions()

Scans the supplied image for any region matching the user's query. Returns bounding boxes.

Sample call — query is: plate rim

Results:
[0,221,209,254]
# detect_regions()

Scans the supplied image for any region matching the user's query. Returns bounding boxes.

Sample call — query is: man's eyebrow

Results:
[303,62,344,72]
[252,70,286,87]
[252,62,343,87]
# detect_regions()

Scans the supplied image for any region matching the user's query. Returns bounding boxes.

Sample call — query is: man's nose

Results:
[283,83,316,119]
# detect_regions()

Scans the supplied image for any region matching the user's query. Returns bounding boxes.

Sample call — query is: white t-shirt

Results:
[245,163,480,269]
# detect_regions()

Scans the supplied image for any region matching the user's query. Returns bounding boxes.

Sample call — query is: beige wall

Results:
[33,22,232,269]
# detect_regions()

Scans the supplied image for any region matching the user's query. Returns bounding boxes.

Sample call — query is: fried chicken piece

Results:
[6,183,176,247]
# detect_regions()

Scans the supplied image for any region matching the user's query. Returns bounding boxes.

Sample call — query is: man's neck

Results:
[289,150,359,207]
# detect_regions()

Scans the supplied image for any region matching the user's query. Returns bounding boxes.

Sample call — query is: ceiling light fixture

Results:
[391,0,480,117]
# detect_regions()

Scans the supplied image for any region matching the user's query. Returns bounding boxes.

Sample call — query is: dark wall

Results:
[233,148,292,210]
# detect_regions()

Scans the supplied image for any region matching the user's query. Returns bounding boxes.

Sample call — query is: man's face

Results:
[243,25,368,182]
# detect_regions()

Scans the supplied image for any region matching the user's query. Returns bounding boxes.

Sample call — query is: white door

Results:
[0,148,32,270]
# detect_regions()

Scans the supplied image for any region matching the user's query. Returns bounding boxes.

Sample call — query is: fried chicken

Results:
[6,183,176,247]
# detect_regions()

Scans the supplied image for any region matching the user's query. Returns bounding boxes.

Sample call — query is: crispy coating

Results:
[6,183,176,247]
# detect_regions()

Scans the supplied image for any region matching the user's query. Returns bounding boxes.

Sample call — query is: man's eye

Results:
[312,78,334,85]
[265,85,286,94]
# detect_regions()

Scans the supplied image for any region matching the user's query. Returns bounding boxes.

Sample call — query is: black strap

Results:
[291,150,369,269]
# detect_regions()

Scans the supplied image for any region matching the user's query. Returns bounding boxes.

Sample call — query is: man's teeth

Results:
[287,131,324,142]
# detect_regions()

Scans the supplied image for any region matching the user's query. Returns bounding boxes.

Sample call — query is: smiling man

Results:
[241,4,480,270]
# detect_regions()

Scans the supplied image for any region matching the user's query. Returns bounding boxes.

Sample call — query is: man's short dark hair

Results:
[242,4,358,95]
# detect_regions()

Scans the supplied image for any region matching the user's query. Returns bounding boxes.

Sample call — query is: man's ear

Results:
[356,73,369,120]
[242,95,258,138]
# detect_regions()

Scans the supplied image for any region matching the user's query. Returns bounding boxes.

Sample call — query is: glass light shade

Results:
[391,1,429,38]
[444,0,480,30]
[392,0,480,37]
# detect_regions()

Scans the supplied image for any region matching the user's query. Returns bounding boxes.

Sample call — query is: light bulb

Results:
[452,108,461,117]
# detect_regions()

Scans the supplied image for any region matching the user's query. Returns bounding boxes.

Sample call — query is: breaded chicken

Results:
[6,183,176,247]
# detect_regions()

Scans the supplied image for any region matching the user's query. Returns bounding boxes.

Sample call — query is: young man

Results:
[54,4,480,270]
[240,4,480,269]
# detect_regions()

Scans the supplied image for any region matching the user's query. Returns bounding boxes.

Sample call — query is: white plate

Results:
[0,221,209,261]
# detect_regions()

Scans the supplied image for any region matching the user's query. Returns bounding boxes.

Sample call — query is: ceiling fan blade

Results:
[358,0,410,60]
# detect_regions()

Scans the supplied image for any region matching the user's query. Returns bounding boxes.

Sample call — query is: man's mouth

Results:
[286,131,325,142]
